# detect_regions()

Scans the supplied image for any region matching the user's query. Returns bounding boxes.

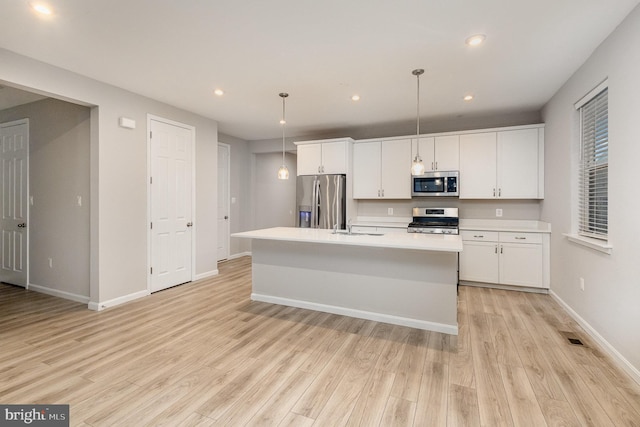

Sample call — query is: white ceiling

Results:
[1,0,638,141]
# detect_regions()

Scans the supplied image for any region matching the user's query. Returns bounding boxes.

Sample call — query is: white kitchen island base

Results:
[247,234,459,335]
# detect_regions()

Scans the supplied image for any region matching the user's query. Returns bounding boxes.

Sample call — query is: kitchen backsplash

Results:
[356,199,542,221]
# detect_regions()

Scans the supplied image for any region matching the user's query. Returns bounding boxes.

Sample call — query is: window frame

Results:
[567,79,611,253]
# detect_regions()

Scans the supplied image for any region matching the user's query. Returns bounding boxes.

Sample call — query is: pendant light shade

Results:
[411,69,426,176]
[277,92,290,180]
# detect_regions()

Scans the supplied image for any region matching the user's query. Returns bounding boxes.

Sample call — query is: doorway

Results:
[148,116,195,292]
[217,143,230,261]
[0,119,29,287]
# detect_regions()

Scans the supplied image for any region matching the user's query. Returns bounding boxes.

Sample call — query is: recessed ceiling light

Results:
[213,88,224,96]
[464,95,474,102]
[465,34,486,47]
[351,95,360,102]
[30,3,53,15]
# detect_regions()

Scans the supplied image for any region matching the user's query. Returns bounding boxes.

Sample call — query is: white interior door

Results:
[150,118,193,292]
[0,119,29,287]
[217,143,230,261]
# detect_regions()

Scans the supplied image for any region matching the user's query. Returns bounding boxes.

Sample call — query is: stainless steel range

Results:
[407,207,459,234]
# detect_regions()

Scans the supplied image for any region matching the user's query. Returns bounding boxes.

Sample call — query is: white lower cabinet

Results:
[460,230,547,289]
[459,240,500,283]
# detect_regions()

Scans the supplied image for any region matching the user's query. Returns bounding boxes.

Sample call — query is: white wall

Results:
[541,5,640,377]
[0,48,218,306]
[0,98,90,299]
[357,199,541,221]
[252,152,297,230]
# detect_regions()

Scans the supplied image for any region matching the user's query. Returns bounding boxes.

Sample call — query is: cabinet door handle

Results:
[493,188,496,197]
[473,235,484,238]
[498,188,501,197]
[500,246,503,254]
[431,162,434,170]
[515,237,526,240]
[381,189,385,197]
[495,245,498,254]
[378,189,381,197]
[435,161,438,170]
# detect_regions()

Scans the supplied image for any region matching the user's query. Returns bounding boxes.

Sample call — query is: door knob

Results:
[17,223,26,228]
[186,222,193,227]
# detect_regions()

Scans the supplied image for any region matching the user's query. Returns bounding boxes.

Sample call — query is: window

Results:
[577,85,608,240]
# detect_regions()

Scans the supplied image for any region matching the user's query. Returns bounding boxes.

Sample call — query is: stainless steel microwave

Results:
[412,171,459,197]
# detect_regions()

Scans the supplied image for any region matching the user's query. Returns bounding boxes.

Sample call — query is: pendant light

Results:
[411,68,426,176]
[277,92,290,180]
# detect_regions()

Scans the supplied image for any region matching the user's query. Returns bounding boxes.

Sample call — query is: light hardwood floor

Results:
[1,256,639,426]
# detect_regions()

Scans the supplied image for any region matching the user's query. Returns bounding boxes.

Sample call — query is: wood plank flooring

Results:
[1,256,639,426]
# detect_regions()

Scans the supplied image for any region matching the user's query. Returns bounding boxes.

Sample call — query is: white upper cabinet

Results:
[411,135,460,172]
[435,135,460,171]
[411,135,459,172]
[459,127,543,199]
[296,139,349,175]
[459,132,497,198]
[353,142,381,198]
[353,138,411,199]
[412,137,435,170]
[381,139,412,198]
[297,144,322,175]
[497,128,541,198]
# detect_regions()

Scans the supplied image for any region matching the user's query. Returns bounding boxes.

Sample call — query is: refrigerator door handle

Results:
[310,177,316,228]
[313,177,321,228]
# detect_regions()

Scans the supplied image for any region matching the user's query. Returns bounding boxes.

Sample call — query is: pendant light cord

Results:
[416,72,420,139]
[282,95,286,165]
[279,93,288,165]
[412,69,424,157]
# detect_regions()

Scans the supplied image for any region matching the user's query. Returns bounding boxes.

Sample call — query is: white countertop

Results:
[232,227,463,252]
[459,219,551,233]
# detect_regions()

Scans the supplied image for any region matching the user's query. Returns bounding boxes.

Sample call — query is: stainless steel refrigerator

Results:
[296,174,347,229]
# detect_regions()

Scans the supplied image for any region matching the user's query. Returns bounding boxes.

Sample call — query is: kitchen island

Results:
[232,227,462,334]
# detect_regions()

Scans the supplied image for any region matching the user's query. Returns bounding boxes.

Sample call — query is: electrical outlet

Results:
[496,208,503,217]
[387,207,394,215]
[580,277,585,291]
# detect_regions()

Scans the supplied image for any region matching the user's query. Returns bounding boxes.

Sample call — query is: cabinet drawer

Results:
[460,230,499,242]
[499,232,542,244]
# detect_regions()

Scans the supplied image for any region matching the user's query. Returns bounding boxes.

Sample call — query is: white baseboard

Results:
[228,252,251,260]
[194,269,219,281]
[550,290,640,386]
[460,280,548,294]
[251,293,458,335]
[28,283,90,304]
[88,289,150,311]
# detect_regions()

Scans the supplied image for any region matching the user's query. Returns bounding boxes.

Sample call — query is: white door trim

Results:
[218,142,231,261]
[146,114,196,292]
[0,118,29,288]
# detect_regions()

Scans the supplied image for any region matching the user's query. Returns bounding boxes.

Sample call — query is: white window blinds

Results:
[578,87,608,239]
